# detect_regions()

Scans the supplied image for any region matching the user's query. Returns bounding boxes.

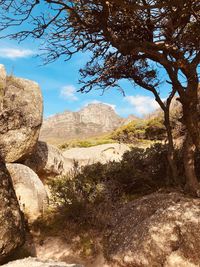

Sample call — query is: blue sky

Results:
[0,35,170,119]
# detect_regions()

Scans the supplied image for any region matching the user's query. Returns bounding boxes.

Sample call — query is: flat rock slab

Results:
[2,258,84,267]
[63,143,129,166]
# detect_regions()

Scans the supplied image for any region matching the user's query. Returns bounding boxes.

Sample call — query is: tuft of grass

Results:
[0,81,4,100]
[6,75,23,89]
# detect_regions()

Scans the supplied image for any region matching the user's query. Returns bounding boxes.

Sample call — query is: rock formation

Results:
[1,257,84,267]
[23,141,73,180]
[63,143,130,166]
[40,103,134,144]
[7,164,48,222]
[0,65,43,162]
[23,142,129,180]
[105,192,200,267]
[0,161,25,264]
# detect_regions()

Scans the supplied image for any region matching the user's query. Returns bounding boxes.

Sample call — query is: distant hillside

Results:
[40,103,138,144]
[111,97,184,144]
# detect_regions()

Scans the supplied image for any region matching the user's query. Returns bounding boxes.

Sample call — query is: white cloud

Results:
[125,95,160,116]
[0,48,35,59]
[84,100,116,111]
[60,85,78,101]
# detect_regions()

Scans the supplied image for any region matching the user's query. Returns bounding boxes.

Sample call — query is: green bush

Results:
[145,118,166,140]
[111,117,166,143]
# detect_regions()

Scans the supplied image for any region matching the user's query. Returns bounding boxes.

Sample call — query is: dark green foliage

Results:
[145,118,166,140]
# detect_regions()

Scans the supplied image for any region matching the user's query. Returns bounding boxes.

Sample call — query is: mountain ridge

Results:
[40,103,138,144]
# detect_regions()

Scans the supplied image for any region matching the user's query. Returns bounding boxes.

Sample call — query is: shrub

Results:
[145,118,166,140]
[48,144,178,225]
[111,117,166,143]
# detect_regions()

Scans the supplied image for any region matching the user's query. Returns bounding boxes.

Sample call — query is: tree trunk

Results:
[181,86,200,151]
[164,108,179,185]
[183,134,200,196]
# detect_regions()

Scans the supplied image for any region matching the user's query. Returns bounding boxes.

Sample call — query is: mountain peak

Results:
[40,103,123,144]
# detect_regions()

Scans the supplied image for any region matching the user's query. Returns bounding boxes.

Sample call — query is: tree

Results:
[0,0,199,194]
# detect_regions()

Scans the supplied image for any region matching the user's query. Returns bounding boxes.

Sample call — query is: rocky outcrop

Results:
[0,66,43,162]
[0,161,25,263]
[23,141,73,180]
[1,258,84,267]
[63,143,130,166]
[105,192,200,267]
[7,164,48,222]
[40,104,125,144]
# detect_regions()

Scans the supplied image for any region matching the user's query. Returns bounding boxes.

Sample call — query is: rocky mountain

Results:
[40,103,137,144]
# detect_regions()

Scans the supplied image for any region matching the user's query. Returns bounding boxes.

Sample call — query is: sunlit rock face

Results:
[40,103,125,144]
[0,162,25,264]
[105,192,200,267]
[0,65,43,162]
[7,163,48,222]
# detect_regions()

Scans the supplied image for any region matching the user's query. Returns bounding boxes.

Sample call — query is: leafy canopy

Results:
[0,0,199,98]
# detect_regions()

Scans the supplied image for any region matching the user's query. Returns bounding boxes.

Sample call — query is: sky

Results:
[0,6,171,119]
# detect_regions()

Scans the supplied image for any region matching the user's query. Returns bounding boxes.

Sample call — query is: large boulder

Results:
[7,164,48,222]
[0,161,25,263]
[63,143,129,167]
[105,192,200,267]
[1,257,84,267]
[0,66,43,162]
[23,141,73,180]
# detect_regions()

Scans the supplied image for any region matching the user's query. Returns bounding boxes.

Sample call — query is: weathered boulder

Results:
[1,257,84,267]
[0,66,43,162]
[63,143,129,166]
[23,141,73,180]
[105,192,200,267]
[0,161,25,263]
[7,164,48,222]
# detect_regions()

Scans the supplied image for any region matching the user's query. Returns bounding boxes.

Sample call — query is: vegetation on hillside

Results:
[111,117,166,143]
[59,116,167,150]
[59,134,115,150]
